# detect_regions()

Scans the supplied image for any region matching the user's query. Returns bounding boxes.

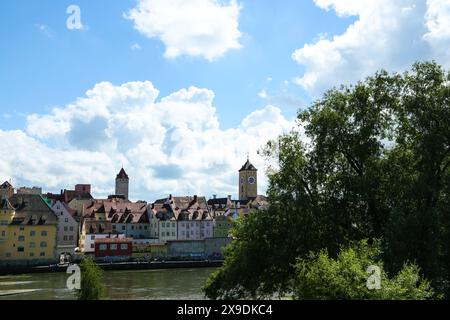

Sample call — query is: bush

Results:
[293,240,434,300]
[76,257,106,300]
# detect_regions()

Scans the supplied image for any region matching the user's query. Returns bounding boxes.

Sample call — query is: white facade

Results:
[177,220,213,240]
[52,201,79,253]
[158,220,177,242]
[112,223,151,239]
[81,233,126,253]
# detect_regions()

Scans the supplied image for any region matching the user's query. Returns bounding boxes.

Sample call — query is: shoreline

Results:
[0,260,223,276]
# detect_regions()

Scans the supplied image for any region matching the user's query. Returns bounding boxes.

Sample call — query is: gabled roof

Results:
[8,194,58,225]
[1,181,13,189]
[239,159,257,172]
[153,195,212,221]
[116,168,129,179]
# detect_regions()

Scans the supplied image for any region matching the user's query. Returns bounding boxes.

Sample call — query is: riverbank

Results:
[0,260,223,276]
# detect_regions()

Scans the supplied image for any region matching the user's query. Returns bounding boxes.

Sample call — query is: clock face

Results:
[248,176,256,184]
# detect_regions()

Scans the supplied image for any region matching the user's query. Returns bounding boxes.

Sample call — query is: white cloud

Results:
[125,0,243,61]
[2,81,297,201]
[131,43,142,51]
[292,0,450,97]
[258,89,268,99]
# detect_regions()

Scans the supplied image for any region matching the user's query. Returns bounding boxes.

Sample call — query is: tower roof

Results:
[239,159,257,172]
[116,168,129,179]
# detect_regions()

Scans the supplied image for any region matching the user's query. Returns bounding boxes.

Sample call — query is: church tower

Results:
[239,157,258,201]
[115,168,129,200]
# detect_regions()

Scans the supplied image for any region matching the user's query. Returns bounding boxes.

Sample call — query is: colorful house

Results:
[0,194,58,266]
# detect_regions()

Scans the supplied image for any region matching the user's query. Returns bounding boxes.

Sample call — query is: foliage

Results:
[203,61,450,299]
[293,240,433,300]
[76,256,105,300]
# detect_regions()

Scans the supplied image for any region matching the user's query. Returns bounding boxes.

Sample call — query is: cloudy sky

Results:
[1,0,449,201]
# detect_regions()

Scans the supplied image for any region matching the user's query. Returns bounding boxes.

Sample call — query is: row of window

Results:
[98,243,129,251]
[63,235,75,241]
[112,225,148,231]
[161,222,176,228]
[4,252,46,258]
[0,230,48,236]
[62,226,75,231]
[17,242,47,250]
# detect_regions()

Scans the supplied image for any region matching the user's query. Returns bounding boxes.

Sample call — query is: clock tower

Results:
[239,157,258,201]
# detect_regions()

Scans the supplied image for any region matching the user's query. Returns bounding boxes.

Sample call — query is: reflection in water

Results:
[0,268,216,300]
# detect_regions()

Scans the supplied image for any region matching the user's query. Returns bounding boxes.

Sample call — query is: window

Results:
[30,231,35,236]
[91,235,95,240]
[166,232,170,237]
[90,244,94,249]
[172,222,175,228]
[131,226,134,230]
[182,231,185,236]
[41,231,47,236]
[1,231,6,237]
[181,223,185,227]
[18,236,25,242]
[110,244,118,250]
[69,236,73,241]
[144,226,148,230]
[40,252,45,257]
[69,226,74,231]
[206,222,210,227]
[40,242,47,248]
[99,244,107,251]
[65,218,68,223]
[63,236,68,241]
[20,226,25,231]
[6,253,11,258]
[172,232,175,236]
[29,253,34,257]
[162,222,165,228]
[29,242,35,248]
[120,244,128,250]
[17,247,25,252]
[64,226,68,231]
[122,226,126,230]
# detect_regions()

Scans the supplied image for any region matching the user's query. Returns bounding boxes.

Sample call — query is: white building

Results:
[51,201,79,255]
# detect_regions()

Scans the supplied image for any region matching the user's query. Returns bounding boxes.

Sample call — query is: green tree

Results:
[293,240,433,300]
[203,61,450,299]
[76,257,105,300]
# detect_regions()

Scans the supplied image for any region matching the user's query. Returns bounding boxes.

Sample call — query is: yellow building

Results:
[0,195,58,266]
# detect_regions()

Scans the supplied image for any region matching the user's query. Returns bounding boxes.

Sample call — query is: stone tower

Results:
[115,168,129,200]
[239,157,258,201]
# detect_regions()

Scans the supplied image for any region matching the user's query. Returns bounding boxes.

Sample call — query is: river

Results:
[0,267,217,300]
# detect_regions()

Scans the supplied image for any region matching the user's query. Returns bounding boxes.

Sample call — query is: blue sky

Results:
[0,0,353,130]
[1,0,449,201]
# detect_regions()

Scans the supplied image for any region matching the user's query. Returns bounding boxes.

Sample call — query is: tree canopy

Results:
[203,61,450,299]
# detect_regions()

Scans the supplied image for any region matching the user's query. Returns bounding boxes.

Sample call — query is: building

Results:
[239,157,258,201]
[16,187,42,195]
[79,217,125,254]
[45,186,94,206]
[0,181,14,199]
[83,197,151,241]
[115,168,129,200]
[51,200,79,256]
[152,195,213,242]
[0,194,58,266]
[75,184,91,194]
[94,237,132,259]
